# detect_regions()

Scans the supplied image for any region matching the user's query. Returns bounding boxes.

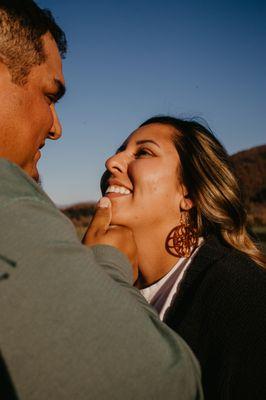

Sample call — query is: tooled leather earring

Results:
[165,213,198,258]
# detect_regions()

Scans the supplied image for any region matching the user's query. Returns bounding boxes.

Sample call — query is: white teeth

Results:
[106,185,131,195]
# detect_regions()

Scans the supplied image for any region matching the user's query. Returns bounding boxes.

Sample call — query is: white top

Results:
[140,238,204,321]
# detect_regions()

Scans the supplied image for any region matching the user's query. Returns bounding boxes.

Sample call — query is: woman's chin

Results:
[110,217,127,226]
[110,213,132,228]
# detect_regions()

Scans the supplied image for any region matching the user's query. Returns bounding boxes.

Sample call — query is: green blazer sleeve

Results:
[0,159,203,400]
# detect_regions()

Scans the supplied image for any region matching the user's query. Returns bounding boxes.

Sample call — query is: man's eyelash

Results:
[47,94,59,104]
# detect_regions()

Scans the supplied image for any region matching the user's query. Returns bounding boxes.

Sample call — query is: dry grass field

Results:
[69,217,266,254]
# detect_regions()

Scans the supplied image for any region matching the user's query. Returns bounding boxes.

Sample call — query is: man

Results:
[0,1,203,399]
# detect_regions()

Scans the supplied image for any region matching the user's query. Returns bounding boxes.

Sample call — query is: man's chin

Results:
[25,165,41,184]
[33,174,41,184]
[32,170,42,185]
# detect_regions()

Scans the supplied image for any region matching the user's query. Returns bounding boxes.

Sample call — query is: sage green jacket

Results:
[0,158,203,400]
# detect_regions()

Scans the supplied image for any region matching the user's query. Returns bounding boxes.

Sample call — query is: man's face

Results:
[0,33,65,181]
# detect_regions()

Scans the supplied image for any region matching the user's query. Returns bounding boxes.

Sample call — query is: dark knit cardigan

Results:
[164,236,266,400]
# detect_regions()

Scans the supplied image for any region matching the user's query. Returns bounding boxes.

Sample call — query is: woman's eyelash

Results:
[135,148,152,157]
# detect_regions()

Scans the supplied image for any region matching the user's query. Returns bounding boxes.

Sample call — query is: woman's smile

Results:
[105,184,132,198]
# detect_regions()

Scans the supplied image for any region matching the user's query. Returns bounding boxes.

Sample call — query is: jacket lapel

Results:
[164,236,229,326]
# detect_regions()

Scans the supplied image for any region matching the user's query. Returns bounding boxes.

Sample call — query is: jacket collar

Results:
[164,235,230,326]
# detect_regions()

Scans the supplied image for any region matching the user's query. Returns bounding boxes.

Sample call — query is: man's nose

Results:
[105,152,128,175]
[48,104,62,140]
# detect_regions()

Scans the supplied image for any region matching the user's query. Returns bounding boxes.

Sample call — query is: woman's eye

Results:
[135,148,152,158]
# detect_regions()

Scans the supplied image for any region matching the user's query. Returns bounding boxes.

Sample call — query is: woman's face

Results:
[103,123,189,230]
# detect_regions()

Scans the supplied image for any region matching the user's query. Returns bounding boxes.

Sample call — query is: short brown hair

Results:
[0,0,67,84]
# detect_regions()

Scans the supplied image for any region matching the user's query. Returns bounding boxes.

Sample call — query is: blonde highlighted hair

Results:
[140,116,265,269]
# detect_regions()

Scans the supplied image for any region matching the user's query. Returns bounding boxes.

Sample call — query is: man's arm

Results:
[0,163,202,400]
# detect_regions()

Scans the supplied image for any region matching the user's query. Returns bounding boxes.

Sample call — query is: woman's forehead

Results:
[126,123,177,145]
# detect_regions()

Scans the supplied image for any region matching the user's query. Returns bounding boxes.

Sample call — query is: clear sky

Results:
[37,0,265,205]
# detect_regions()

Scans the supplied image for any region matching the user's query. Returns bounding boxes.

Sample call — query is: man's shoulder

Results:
[0,158,53,208]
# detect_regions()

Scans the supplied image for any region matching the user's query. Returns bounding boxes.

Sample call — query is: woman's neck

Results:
[133,224,180,289]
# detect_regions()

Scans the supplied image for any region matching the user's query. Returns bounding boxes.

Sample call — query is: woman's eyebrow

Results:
[136,139,160,148]
[116,139,160,154]
[116,143,126,153]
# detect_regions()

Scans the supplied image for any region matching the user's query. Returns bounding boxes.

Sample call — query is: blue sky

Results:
[38,0,265,205]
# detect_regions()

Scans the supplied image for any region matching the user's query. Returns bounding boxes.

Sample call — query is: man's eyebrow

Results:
[136,139,160,148]
[53,79,66,101]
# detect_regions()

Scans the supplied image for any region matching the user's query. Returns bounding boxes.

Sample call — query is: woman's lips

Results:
[105,192,131,199]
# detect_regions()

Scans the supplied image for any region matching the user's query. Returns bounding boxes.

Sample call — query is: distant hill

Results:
[62,202,96,229]
[61,145,266,228]
[230,145,266,225]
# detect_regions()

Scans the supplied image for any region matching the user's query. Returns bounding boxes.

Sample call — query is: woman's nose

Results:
[48,104,62,140]
[105,152,128,175]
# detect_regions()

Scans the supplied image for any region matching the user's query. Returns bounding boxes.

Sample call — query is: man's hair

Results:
[0,0,67,84]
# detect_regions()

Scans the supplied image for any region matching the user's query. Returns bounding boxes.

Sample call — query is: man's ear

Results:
[180,185,194,211]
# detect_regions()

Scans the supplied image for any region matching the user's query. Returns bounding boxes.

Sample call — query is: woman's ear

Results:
[180,196,193,211]
[180,185,194,211]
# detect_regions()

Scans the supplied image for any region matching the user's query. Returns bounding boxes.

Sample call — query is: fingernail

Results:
[99,197,111,208]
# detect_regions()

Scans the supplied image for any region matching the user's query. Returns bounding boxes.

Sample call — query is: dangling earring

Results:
[165,213,198,258]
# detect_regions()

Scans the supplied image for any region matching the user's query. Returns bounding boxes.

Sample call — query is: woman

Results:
[100,116,266,399]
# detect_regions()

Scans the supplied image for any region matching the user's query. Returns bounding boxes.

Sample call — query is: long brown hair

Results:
[140,116,265,268]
